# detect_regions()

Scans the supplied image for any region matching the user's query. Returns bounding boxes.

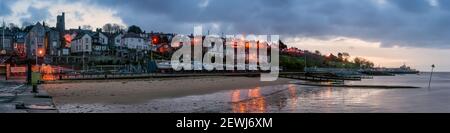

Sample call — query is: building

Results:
[56,12,65,33]
[0,27,14,55]
[46,28,61,56]
[13,32,27,58]
[148,32,175,53]
[25,22,46,59]
[70,32,92,55]
[91,30,109,56]
[112,33,123,48]
[122,33,148,51]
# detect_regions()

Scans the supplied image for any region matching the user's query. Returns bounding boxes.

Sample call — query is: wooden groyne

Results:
[296,82,420,89]
[46,72,306,81]
[42,71,363,83]
[279,72,362,82]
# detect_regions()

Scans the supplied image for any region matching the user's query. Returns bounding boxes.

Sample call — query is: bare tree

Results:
[81,25,93,30]
[102,23,113,33]
[103,23,125,33]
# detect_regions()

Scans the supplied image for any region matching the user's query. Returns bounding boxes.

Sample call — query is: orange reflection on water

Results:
[288,84,298,111]
[231,90,246,113]
[32,65,58,81]
[231,87,266,113]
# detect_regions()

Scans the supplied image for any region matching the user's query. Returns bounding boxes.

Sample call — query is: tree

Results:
[341,52,350,62]
[102,23,113,33]
[353,57,374,69]
[337,53,343,61]
[7,23,20,32]
[279,40,287,50]
[127,25,142,34]
[103,23,125,33]
[81,25,92,30]
[314,50,321,55]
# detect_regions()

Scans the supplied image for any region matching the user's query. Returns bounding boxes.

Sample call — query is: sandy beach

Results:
[43,76,294,105]
[38,73,450,113]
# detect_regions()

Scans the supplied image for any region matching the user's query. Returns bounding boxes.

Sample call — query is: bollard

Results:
[31,72,41,93]
[32,85,38,93]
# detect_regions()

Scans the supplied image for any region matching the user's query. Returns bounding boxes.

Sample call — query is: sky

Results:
[1,0,450,71]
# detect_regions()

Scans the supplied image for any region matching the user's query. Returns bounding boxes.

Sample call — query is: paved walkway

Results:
[0,81,57,113]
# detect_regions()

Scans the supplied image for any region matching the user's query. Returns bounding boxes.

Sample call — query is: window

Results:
[85,38,89,44]
[86,45,89,50]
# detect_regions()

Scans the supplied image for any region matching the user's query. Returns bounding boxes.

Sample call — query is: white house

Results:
[70,33,92,54]
[122,33,148,51]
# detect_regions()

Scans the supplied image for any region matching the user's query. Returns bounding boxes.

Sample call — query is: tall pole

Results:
[2,19,4,50]
[428,64,435,89]
[35,37,38,66]
[82,44,85,71]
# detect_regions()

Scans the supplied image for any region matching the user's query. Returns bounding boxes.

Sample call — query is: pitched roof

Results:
[73,31,93,40]
[123,33,141,38]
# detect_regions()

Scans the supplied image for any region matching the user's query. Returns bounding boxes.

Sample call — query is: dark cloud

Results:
[20,6,51,25]
[391,0,433,13]
[3,0,450,48]
[0,0,12,16]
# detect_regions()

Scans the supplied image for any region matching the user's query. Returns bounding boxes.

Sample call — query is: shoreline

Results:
[42,76,295,105]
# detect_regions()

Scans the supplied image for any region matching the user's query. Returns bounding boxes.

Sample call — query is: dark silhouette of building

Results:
[56,12,65,33]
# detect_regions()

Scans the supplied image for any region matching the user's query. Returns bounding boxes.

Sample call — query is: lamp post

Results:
[35,37,38,66]
[428,64,435,89]
[2,19,4,50]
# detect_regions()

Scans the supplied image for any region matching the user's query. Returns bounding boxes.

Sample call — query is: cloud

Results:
[1,0,126,29]
[2,0,450,49]
[84,0,450,48]
[286,36,450,71]
[0,0,12,16]
[19,6,51,25]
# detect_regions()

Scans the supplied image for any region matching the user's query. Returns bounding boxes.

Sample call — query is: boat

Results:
[361,64,420,75]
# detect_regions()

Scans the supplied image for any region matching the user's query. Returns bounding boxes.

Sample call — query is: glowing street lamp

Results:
[152,36,159,45]
[37,48,45,57]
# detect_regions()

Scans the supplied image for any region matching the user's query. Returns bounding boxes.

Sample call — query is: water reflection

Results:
[229,84,388,113]
[231,87,266,113]
[288,84,298,112]
[32,65,58,81]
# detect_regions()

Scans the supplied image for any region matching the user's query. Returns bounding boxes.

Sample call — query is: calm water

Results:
[58,72,450,113]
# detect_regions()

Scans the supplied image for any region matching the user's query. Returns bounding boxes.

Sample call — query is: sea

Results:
[54,72,450,113]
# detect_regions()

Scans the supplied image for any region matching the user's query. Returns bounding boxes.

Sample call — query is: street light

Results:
[38,48,45,57]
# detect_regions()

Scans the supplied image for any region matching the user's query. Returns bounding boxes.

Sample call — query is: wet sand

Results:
[40,73,450,113]
[43,76,294,105]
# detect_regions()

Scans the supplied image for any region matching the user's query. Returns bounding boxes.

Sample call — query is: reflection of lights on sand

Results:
[248,53,258,62]
[33,65,58,81]
[318,87,333,99]
[231,87,266,113]
[288,84,298,111]
[231,90,246,113]
[248,87,266,113]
